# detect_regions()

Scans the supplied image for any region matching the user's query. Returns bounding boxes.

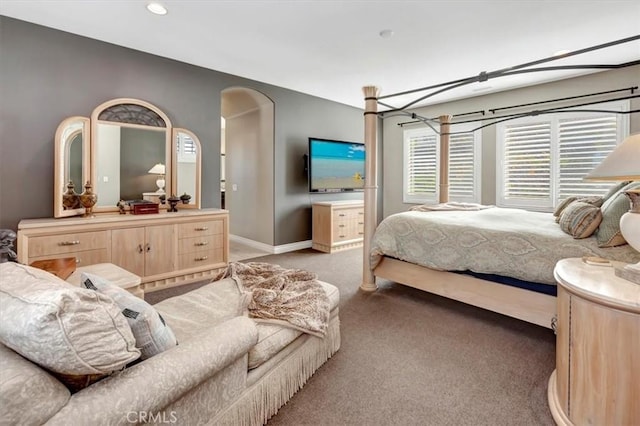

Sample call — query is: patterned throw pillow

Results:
[595,181,640,247]
[81,273,178,359]
[0,263,140,390]
[554,196,603,223]
[559,201,603,239]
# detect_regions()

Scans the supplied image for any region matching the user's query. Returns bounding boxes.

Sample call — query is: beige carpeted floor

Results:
[147,248,556,426]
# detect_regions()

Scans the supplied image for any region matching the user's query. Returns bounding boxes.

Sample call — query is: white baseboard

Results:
[229,235,312,254]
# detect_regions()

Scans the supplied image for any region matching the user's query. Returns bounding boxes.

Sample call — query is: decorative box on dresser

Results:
[312,200,364,253]
[17,209,228,294]
[548,258,640,426]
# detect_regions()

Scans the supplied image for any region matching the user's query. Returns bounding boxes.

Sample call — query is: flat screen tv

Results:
[308,137,365,192]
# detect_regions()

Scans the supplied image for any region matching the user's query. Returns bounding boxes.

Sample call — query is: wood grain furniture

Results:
[29,257,77,280]
[374,256,557,328]
[65,262,144,299]
[548,257,640,425]
[17,209,228,294]
[312,200,364,253]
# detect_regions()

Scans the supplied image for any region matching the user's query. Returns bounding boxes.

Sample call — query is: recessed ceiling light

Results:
[379,29,394,39]
[147,2,168,15]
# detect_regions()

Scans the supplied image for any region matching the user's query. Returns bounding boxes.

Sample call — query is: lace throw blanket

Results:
[219,262,330,337]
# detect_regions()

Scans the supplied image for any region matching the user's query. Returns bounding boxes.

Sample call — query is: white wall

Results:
[226,104,275,245]
[382,66,640,217]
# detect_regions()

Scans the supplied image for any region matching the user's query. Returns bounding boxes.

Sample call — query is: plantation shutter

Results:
[557,116,619,198]
[405,131,437,200]
[449,132,476,200]
[502,121,552,204]
[176,133,196,162]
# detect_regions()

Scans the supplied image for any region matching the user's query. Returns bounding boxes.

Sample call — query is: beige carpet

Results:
[147,248,556,426]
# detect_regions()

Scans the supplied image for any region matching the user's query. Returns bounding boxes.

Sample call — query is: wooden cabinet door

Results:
[569,296,640,425]
[111,228,145,277]
[144,224,175,276]
[555,286,570,414]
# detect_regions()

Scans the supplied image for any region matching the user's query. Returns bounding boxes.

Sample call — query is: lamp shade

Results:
[148,163,165,175]
[585,133,640,181]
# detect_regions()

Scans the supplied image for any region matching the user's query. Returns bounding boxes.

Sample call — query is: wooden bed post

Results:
[438,115,452,203]
[361,86,379,292]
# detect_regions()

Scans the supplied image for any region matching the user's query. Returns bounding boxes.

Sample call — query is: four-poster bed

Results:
[359,35,640,329]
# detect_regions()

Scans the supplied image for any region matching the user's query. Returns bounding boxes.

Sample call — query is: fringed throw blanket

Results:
[219,262,330,338]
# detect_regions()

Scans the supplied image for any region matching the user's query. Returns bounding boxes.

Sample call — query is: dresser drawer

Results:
[28,231,109,257]
[332,208,363,221]
[178,248,224,270]
[178,234,223,254]
[29,249,110,267]
[178,220,223,238]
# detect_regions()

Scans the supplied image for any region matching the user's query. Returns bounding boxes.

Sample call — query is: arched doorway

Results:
[221,87,275,248]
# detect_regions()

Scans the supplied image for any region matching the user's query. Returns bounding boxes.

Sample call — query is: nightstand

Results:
[548,257,640,425]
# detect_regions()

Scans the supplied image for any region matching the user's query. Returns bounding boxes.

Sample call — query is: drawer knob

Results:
[339,224,345,228]
[195,255,208,261]
[338,214,345,217]
[195,241,209,246]
[137,244,144,253]
[339,235,345,238]
[195,227,209,231]
[59,240,80,246]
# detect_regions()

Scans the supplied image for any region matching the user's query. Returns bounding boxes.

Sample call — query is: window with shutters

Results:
[176,132,196,163]
[496,100,629,211]
[403,124,481,204]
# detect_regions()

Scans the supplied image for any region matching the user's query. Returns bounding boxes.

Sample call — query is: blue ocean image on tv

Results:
[309,139,365,192]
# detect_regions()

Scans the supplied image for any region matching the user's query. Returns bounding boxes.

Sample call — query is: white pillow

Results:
[81,272,178,359]
[0,263,140,376]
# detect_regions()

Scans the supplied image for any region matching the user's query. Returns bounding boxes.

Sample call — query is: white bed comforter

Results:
[370,207,640,285]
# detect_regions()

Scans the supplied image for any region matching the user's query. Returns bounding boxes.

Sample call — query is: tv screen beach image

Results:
[310,140,365,191]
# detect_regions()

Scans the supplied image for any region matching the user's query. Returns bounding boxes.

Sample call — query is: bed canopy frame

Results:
[360,35,640,322]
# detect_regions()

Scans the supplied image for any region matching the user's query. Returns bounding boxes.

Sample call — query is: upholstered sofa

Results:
[0,262,340,425]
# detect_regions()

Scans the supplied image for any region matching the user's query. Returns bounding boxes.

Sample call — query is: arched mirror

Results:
[54,98,203,216]
[173,128,202,209]
[91,98,172,213]
[54,116,90,218]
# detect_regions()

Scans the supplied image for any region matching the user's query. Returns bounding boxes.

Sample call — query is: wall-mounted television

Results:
[308,137,365,193]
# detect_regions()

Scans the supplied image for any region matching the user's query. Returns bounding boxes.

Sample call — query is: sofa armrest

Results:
[47,316,258,425]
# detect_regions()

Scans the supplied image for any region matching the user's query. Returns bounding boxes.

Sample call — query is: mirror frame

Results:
[53,98,203,217]
[90,98,173,213]
[172,128,202,209]
[54,116,90,218]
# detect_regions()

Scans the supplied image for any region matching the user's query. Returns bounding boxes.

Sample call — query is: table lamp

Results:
[148,163,166,194]
[586,133,640,277]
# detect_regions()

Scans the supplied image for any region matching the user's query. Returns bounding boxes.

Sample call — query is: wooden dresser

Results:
[548,258,640,425]
[312,200,364,253]
[17,209,228,293]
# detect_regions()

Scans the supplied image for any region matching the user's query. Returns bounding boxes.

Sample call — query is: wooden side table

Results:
[65,262,144,299]
[30,257,77,280]
[548,258,640,425]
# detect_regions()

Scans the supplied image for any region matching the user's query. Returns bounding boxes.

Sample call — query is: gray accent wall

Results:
[0,17,364,245]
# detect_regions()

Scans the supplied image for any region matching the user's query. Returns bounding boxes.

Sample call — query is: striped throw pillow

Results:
[559,201,603,239]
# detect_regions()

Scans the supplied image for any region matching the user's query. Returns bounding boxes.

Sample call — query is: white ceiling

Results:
[1,0,639,110]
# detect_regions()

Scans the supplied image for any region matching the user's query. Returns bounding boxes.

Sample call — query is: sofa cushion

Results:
[0,344,71,425]
[0,263,140,379]
[154,278,249,342]
[81,272,178,360]
[248,280,340,369]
